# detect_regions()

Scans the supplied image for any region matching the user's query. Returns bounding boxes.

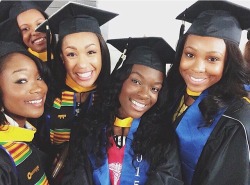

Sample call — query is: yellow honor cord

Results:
[186,88,201,96]
[28,48,53,62]
[114,117,133,128]
[0,125,36,142]
[243,97,250,103]
[65,74,96,93]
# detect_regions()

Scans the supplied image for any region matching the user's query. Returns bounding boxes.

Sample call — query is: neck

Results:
[65,74,96,93]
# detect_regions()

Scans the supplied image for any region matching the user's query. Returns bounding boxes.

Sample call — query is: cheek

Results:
[179,59,189,76]
[150,93,159,107]
[207,64,224,80]
[64,60,75,73]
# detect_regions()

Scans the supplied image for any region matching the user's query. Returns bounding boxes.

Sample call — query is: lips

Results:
[131,99,146,111]
[32,37,45,45]
[76,71,93,78]
[190,76,205,82]
[27,99,42,104]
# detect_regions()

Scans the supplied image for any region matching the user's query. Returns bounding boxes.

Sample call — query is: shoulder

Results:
[224,99,250,125]
[0,148,18,184]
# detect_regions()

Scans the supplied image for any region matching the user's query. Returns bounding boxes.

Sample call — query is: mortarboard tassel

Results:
[111,39,130,74]
[179,21,185,38]
[46,23,51,64]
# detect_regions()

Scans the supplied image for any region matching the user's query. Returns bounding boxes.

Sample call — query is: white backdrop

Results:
[97,0,250,70]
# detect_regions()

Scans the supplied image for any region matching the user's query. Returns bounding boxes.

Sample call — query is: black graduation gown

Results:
[0,143,49,185]
[176,99,250,185]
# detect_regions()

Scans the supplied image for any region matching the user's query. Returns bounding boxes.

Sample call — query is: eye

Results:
[66,52,76,57]
[151,87,161,93]
[208,57,219,62]
[37,76,44,81]
[87,50,97,55]
[131,78,141,85]
[15,78,27,84]
[186,53,194,58]
[21,27,29,33]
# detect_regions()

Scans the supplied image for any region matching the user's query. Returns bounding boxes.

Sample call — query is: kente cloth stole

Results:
[0,142,49,184]
[50,128,71,144]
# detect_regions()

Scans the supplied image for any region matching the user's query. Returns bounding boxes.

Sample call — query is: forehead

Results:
[62,32,99,47]
[17,9,45,22]
[1,53,35,71]
[185,35,226,52]
[131,64,163,78]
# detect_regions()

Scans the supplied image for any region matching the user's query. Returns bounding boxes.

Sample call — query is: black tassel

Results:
[46,23,51,63]
[247,30,250,40]
[179,22,185,38]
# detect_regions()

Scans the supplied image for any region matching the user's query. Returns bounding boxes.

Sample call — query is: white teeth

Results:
[34,38,44,44]
[77,71,92,78]
[28,99,42,104]
[131,100,145,108]
[191,76,204,82]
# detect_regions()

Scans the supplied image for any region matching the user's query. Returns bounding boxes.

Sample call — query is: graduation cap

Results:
[176,0,250,45]
[36,1,118,39]
[0,41,38,61]
[0,0,52,22]
[0,19,22,45]
[107,37,175,73]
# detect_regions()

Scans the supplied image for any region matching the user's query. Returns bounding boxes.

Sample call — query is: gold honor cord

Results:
[65,74,96,93]
[114,117,133,127]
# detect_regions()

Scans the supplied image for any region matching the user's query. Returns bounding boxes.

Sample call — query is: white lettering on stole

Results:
[134,155,143,184]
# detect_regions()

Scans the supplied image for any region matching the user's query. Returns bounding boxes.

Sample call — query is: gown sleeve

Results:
[0,149,18,185]
[192,113,250,185]
[145,139,184,185]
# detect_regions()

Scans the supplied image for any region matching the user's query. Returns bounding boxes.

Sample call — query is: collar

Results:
[65,74,96,93]
[0,114,36,142]
[28,48,53,62]
[186,88,201,97]
[114,117,133,127]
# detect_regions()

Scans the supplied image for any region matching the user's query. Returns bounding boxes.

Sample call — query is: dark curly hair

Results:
[165,33,250,125]
[68,63,176,175]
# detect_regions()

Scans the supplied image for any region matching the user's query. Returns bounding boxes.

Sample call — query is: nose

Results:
[193,58,206,73]
[77,54,88,68]
[29,82,43,94]
[138,85,150,99]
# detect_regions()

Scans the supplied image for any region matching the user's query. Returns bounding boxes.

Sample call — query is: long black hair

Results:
[69,63,176,174]
[165,33,250,125]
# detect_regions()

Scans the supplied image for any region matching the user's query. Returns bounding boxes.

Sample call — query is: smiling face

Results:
[61,32,102,88]
[118,64,163,119]
[17,9,47,53]
[179,34,226,93]
[0,53,47,127]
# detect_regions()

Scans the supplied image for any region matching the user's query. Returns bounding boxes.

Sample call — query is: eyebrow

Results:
[12,68,27,74]
[130,71,163,85]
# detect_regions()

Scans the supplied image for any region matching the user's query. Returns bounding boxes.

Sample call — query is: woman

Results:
[0,0,55,67]
[63,37,183,185]
[0,41,50,185]
[165,1,250,185]
[243,32,250,97]
[35,1,118,182]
